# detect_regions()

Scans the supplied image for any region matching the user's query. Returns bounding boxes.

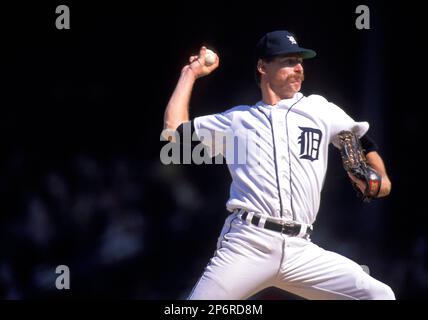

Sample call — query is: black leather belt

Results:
[241,211,313,237]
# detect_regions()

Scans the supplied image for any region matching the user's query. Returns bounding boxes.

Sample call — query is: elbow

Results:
[161,120,184,142]
[163,120,182,132]
[161,126,176,142]
[163,117,173,131]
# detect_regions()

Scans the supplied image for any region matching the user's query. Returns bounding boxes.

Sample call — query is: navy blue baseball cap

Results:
[255,30,316,60]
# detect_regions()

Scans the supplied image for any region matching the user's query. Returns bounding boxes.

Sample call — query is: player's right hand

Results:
[184,46,219,79]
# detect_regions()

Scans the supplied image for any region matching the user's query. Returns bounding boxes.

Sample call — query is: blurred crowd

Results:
[0,149,146,298]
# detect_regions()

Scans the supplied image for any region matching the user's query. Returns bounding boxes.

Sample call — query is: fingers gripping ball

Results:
[338,131,381,202]
[204,49,216,66]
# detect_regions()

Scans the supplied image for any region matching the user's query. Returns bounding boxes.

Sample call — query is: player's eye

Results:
[281,58,303,66]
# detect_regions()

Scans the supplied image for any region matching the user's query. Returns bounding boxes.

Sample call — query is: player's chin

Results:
[289,81,302,93]
[293,80,302,87]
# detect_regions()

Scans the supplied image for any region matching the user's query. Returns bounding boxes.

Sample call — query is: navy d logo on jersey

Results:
[298,127,322,161]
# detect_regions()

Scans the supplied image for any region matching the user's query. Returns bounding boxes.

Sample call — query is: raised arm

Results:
[163,46,219,134]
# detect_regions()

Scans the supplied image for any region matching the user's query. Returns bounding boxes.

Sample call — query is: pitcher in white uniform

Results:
[161,30,395,300]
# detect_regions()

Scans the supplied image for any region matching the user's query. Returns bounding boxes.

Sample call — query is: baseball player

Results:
[162,30,395,299]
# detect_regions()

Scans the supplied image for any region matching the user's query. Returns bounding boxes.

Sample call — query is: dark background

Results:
[0,1,426,299]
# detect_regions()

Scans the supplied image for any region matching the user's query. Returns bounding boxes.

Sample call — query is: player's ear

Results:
[257,59,266,75]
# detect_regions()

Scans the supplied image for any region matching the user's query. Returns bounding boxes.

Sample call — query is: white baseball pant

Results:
[188,212,395,300]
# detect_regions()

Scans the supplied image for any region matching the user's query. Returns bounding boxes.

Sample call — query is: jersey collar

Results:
[257,92,304,110]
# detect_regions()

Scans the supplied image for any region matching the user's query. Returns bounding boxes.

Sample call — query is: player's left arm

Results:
[347,141,392,199]
[365,151,391,197]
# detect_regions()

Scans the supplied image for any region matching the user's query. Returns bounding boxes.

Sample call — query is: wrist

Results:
[182,65,197,81]
[378,175,391,197]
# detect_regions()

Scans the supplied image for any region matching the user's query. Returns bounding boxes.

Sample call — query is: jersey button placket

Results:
[280,111,292,220]
[272,109,289,218]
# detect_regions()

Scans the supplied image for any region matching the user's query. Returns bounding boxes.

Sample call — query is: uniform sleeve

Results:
[360,134,379,154]
[328,103,370,148]
[193,111,234,156]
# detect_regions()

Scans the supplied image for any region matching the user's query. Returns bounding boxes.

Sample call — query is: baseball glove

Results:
[338,131,381,202]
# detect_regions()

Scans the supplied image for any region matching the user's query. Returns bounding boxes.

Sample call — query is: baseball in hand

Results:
[204,49,216,66]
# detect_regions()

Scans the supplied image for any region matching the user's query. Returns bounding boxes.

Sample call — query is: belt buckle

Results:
[281,221,298,236]
[280,221,294,234]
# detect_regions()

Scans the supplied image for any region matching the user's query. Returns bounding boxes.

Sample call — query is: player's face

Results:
[263,55,304,98]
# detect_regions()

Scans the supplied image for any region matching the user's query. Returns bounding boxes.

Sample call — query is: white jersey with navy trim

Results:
[193,92,369,225]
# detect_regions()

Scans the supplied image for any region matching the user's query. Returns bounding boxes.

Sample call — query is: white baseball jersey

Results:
[193,92,369,225]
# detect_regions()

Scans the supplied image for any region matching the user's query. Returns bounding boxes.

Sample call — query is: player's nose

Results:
[294,62,303,73]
